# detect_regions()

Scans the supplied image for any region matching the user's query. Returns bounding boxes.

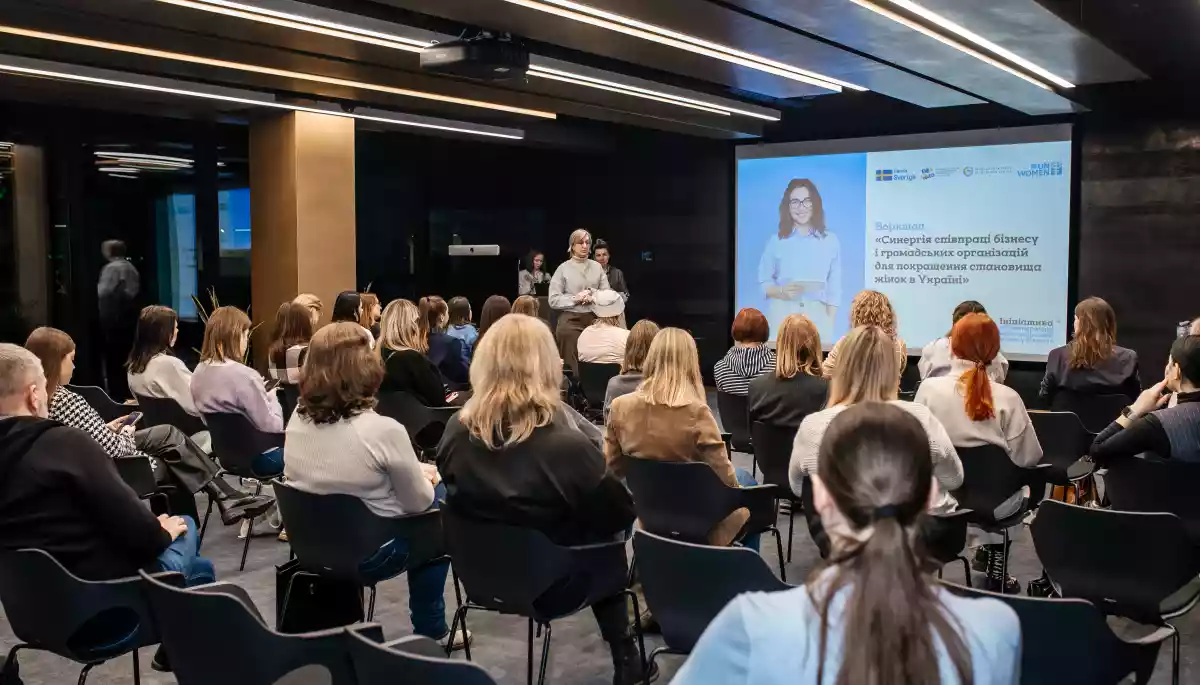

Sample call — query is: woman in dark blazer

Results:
[419,296,469,387]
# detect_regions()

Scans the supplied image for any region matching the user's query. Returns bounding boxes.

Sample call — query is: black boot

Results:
[610,636,658,685]
[151,646,172,672]
[204,482,275,525]
[983,543,1019,595]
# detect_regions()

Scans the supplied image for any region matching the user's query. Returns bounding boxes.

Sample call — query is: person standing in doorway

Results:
[97,239,140,399]
[593,239,629,328]
[549,229,610,377]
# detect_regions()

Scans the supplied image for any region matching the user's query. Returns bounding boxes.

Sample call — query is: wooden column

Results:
[249,111,356,367]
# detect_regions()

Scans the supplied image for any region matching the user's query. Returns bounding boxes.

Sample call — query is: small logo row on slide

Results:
[874,161,1063,182]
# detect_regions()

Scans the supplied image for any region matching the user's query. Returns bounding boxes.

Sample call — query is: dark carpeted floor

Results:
[2,400,1196,684]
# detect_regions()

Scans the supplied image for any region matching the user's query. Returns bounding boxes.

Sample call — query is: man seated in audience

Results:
[1091,334,1200,464]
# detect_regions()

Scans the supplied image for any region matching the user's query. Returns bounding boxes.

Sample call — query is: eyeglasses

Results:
[789,198,813,209]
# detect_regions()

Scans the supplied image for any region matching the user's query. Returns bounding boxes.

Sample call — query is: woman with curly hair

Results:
[1040,296,1140,405]
[822,290,906,379]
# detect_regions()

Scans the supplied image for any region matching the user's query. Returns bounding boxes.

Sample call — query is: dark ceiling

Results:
[0,0,1186,147]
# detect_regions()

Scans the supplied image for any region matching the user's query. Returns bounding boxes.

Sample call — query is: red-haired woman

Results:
[714,308,776,396]
[915,313,1042,594]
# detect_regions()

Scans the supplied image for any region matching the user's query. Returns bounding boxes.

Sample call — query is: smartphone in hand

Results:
[120,412,143,427]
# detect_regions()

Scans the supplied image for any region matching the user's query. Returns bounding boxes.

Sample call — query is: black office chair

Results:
[1106,457,1200,544]
[1051,391,1132,433]
[140,571,375,685]
[577,362,621,420]
[274,484,452,622]
[277,384,300,424]
[954,445,1050,583]
[750,421,801,562]
[346,627,497,685]
[1031,500,1200,685]
[375,392,459,455]
[925,508,973,588]
[442,508,646,685]
[941,581,1171,685]
[632,529,791,668]
[66,384,129,422]
[899,359,922,394]
[624,458,785,580]
[136,394,207,437]
[716,391,753,466]
[0,549,178,685]
[1029,410,1095,501]
[203,411,286,570]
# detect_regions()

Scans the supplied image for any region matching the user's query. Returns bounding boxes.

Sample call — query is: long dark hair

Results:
[127,305,178,374]
[778,178,826,238]
[269,302,314,371]
[478,295,511,341]
[812,403,973,685]
[331,291,361,323]
[945,300,987,337]
[521,250,544,273]
[1069,296,1116,369]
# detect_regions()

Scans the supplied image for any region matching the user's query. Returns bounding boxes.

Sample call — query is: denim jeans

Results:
[154,515,216,587]
[734,467,762,553]
[252,447,285,478]
[358,483,450,639]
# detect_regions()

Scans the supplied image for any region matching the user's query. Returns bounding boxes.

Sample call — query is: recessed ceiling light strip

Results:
[509,0,865,91]
[845,0,1052,91]
[95,151,194,163]
[157,0,431,48]
[0,24,556,118]
[498,0,845,92]
[0,57,525,139]
[527,69,730,115]
[886,0,1073,88]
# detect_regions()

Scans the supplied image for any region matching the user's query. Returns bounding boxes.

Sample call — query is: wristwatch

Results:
[1120,405,1135,419]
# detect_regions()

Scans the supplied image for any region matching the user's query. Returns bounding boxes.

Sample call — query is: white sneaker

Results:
[239,519,252,539]
[442,628,472,652]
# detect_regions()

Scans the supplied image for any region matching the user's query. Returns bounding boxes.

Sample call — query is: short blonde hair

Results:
[776,314,823,379]
[459,314,562,450]
[637,328,706,407]
[200,307,251,363]
[621,319,660,374]
[377,299,428,354]
[293,293,323,324]
[827,326,899,407]
[567,228,592,257]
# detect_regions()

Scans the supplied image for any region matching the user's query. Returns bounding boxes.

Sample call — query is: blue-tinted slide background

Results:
[735,154,867,342]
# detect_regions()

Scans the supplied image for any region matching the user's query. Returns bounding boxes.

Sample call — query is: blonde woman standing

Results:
[548,229,610,376]
[822,290,907,379]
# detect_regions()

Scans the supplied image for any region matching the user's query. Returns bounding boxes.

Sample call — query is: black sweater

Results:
[0,416,170,580]
[436,410,634,546]
[747,372,828,430]
[380,347,448,407]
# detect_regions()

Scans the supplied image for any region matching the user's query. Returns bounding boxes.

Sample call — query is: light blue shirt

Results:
[673,584,1020,685]
[757,229,842,306]
[447,323,478,361]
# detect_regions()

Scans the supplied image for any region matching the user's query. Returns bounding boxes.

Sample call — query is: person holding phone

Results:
[758,179,841,338]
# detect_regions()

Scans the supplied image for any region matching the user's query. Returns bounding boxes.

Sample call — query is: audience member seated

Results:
[293,293,323,328]
[673,403,1020,685]
[748,314,827,430]
[823,290,907,379]
[267,301,314,386]
[331,290,375,347]
[577,290,629,365]
[359,292,381,339]
[419,296,469,386]
[1040,296,1140,404]
[511,295,541,318]
[714,307,776,396]
[435,314,650,685]
[915,313,1041,593]
[26,327,261,523]
[918,300,1009,383]
[0,343,216,587]
[605,328,759,549]
[378,299,459,409]
[476,295,511,344]
[1091,334,1200,465]
[126,305,203,420]
[603,319,659,420]
[790,326,962,516]
[191,307,285,476]
[283,323,465,649]
[445,296,479,360]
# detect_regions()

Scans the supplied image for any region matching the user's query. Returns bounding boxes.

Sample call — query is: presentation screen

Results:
[736,124,1072,361]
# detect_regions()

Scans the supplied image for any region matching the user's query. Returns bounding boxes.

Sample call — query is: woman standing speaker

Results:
[549,229,609,376]
[758,179,841,339]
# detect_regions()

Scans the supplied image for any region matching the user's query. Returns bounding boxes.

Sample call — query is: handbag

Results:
[275,558,364,633]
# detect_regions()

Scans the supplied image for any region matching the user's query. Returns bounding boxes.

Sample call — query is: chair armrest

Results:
[1126,624,1177,647]
[382,634,447,657]
[350,622,386,644]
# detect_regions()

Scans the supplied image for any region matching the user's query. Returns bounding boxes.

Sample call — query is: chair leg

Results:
[78,662,97,685]
[366,585,377,621]
[197,497,214,552]
[771,527,786,583]
[1172,623,1181,685]
[447,604,471,660]
[132,648,140,685]
[526,617,535,685]
[751,454,757,480]
[239,516,255,571]
[621,588,648,676]
[787,508,796,563]
[2,644,28,681]
[937,568,943,579]
[537,623,553,685]
[959,556,972,589]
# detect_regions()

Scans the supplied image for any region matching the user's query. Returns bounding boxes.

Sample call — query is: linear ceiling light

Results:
[0,58,526,140]
[94,151,194,164]
[499,0,860,92]
[527,65,780,121]
[845,0,1053,91]
[886,0,1073,89]
[154,0,431,53]
[0,25,555,119]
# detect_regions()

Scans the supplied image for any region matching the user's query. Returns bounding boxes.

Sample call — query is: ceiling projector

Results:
[420,33,530,81]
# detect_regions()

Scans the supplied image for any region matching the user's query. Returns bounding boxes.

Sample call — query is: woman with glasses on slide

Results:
[758,179,841,337]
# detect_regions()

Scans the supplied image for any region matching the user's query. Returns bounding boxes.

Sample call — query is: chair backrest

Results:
[203,412,284,476]
[346,628,497,685]
[1031,500,1199,623]
[66,384,127,422]
[1106,457,1200,538]
[941,582,1150,685]
[441,507,574,616]
[375,392,458,449]
[136,394,207,436]
[923,509,972,565]
[954,444,1028,519]
[140,572,362,685]
[274,484,444,583]
[1051,391,1131,433]
[1028,411,1091,477]
[578,362,621,408]
[624,458,741,543]
[633,529,790,652]
[716,391,752,452]
[0,549,163,661]
[749,421,795,493]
